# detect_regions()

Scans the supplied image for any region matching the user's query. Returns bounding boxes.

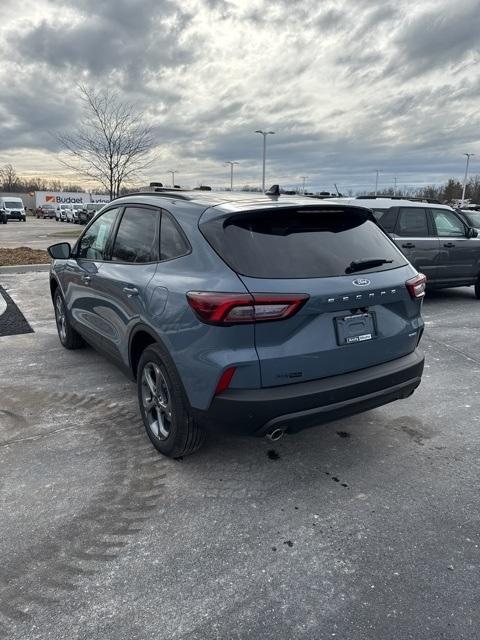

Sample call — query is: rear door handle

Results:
[443,242,455,248]
[123,286,139,297]
[402,242,415,248]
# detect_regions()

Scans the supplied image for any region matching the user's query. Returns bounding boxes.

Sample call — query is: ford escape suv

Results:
[48,190,425,457]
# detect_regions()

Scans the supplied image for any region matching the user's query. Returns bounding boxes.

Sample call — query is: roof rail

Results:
[355,195,441,204]
[116,189,194,201]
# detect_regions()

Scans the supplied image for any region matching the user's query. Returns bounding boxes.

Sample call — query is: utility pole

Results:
[394,176,397,196]
[225,161,239,191]
[461,153,475,206]
[374,169,382,196]
[255,130,275,191]
[167,170,177,187]
[300,176,308,194]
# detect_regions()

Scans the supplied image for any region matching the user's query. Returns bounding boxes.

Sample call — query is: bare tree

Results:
[0,163,19,191]
[57,85,155,199]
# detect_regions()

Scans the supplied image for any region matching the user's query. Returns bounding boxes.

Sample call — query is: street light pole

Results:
[225,161,239,191]
[255,130,275,191]
[394,176,397,196]
[461,153,475,206]
[374,169,382,196]
[167,170,177,187]
[300,176,308,194]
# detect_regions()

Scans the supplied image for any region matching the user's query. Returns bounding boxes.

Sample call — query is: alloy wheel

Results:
[141,362,173,440]
[55,295,67,342]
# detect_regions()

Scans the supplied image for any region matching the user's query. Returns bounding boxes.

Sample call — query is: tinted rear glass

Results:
[201,208,407,279]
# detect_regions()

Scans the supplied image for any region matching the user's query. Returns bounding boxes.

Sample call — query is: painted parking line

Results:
[0,286,34,337]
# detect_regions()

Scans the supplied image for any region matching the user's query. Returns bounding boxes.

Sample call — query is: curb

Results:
[0,263,51,274]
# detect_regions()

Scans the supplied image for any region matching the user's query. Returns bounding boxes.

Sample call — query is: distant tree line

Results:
[367,176,480,204]
[0,163,104,194]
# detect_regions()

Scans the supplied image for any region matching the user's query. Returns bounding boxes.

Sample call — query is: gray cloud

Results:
[389,0,480,76]
[0,0,479,192]
[11,0,193,82]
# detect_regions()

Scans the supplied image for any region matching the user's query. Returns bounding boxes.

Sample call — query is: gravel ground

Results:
[0,273,479,640]
[0,248,50,266]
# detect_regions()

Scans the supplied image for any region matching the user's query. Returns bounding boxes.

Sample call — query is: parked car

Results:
[0,208,6,224]
[36,204,56,219]
[78,202,105,225]
[48,191,425,457]
[327,197,480,297]
[66,203,86,224]
[0,196,26,222]
[457,208,480,231]
[55,204,74,222]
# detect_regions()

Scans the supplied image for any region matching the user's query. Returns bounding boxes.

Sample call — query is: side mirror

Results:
[47,242,71,259]
[467,227,478,238]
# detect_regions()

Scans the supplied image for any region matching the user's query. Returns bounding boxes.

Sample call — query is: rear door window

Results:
[112,207,160,263]
[201,207,406,279]
[395,208,429,237]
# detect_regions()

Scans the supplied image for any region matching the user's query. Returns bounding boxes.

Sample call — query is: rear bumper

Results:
[192,349,424,436]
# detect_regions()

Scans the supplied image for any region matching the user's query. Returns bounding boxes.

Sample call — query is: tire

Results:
[137,343,205,458]
[53,289,84,350]
[475,283,480,300]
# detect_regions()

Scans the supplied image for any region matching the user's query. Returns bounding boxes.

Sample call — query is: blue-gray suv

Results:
[48,190,425,457]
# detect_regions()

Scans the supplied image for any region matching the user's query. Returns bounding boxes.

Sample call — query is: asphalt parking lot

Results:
[0,217,81,251]
[0,271,479,640]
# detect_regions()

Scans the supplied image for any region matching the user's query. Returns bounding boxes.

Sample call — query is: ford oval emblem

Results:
[352,278,371,287]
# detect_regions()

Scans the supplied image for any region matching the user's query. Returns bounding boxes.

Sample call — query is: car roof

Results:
[109,189,374,215]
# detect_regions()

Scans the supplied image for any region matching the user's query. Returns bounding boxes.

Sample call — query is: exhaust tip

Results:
[265,427,285,442]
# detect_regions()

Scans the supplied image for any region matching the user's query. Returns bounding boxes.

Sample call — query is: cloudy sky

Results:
[1,0,479,193]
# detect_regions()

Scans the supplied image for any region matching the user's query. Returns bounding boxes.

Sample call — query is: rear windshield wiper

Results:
[346,258,393,274]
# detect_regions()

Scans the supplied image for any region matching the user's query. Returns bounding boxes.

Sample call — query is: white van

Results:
[0,196,26,222]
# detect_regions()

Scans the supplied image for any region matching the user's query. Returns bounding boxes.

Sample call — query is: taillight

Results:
[186,292,309,325]
[406,273,426,299]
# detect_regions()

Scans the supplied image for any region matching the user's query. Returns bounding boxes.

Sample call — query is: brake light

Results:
[186,292,309,325]
[214,366,236,395]
[406,273,426,299]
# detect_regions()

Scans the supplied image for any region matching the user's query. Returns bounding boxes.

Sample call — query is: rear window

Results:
[201,208,407,279]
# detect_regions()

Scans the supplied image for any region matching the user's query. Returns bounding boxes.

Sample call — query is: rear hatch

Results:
[200,204,423,388]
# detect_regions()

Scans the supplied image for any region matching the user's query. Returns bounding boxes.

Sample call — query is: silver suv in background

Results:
[55,204,74,222]
[67,203,86,223]
[329,197,480,298]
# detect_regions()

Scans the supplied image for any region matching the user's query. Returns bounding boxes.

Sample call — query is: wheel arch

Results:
[129,324,165,380]
[49,275,60,302]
